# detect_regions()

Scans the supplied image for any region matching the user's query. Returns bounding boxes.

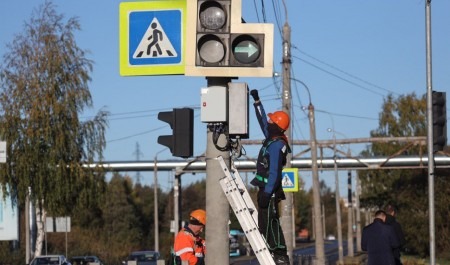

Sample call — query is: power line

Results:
[292,55,386,97]
[294,47,398,95]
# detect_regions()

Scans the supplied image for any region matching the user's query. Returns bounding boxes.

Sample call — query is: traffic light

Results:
[432,91,447,152]
[185,0,274,77]
[157,108,194,158]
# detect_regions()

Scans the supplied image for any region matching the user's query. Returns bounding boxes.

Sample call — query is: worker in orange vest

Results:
[173,209,206,265]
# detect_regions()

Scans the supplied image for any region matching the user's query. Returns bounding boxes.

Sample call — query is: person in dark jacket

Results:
[385,204,406,265]
[249,89,291,265]
[362,210,400,265]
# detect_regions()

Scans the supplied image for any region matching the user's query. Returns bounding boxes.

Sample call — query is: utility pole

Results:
[331,130,343,263]
[133,142,143,184]
[347,170,354,257]
[425,1,436,264]
[308,104,325,264]
[355,171,362,252]
[281,21,294,264]
[205,78,230,265]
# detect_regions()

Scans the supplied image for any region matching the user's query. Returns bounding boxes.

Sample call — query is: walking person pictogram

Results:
[132,17,178,59]
[147,22,163,56]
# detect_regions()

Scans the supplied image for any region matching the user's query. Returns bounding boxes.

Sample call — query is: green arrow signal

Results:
[234,43,258,57]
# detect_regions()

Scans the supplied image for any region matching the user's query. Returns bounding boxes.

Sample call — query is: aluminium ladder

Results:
[217,156,276,265]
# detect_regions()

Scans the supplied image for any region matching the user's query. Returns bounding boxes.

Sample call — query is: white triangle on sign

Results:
[282,174,294,187]
[133,17,178,59]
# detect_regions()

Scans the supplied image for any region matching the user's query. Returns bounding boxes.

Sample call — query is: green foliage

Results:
[359,93,450,258]
[0,1,108,216]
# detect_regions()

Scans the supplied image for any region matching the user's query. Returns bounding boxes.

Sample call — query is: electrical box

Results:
[228,82,249,138]
[200,86,227,122]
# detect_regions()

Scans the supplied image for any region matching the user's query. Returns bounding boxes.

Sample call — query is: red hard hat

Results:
[268,111,290,131]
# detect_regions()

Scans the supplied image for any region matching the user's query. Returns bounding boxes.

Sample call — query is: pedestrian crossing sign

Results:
[282,168,299,192]
[119,1,186,76]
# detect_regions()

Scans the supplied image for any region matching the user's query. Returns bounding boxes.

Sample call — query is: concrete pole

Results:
[332,131,344,263]
[205,78,230,265]
[281,21,294,264]
[355,171,362,252]
[322,204,326,240]
[425,1,436,264]
[308,104,325,264]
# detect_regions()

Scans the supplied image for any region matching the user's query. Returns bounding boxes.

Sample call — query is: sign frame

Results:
[282,168,299,192]
[119,1,186,76]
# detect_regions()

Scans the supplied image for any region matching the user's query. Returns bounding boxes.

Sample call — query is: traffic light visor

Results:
[199,1,227,30]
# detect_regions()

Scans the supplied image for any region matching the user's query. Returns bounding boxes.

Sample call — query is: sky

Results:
[0,0,449,196]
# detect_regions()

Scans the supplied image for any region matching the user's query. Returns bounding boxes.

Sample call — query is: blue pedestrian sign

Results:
[119,1,186,76]
[282,168,299,192]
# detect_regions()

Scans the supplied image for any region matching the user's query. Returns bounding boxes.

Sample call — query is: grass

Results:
[402,255,450,265]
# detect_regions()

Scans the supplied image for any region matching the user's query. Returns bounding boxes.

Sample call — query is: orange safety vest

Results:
[174,226,206,265]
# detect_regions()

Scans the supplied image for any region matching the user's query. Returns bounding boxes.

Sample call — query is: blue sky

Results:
[0,0,449,194]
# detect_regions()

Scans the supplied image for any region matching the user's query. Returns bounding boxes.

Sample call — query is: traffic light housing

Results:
[157,108,194,158]
[185,0,274,77]
[432,91,447,152]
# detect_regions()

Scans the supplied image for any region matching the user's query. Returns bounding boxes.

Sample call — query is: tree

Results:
[100,174,143,264]
[0,1,107,257]
[359,93,450,257]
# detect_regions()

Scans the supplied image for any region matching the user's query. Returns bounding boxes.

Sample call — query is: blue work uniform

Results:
[250,101,290,258]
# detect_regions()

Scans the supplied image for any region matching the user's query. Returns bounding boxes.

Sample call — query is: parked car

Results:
[229,230,249,257]
[70,256,103,265]
[124,251,160,265]
[30,255,71,265]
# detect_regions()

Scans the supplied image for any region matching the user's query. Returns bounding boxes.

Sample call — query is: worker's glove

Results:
[195,238,204,247]
[250,89,260,101]
[258,192,272,208]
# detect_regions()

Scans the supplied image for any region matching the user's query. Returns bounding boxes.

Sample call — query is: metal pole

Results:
[425,1,435,264]
[174,174,180,235]
[26,191,30,265]
[332,131,344,263]
[355,171,362,252]
[308,104,325,264]
[281,21,294,264]
[205,78,230,265]
[347,170,354,257]
[154,156,159,252]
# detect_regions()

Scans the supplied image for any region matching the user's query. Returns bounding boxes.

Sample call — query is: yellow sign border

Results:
[119,1,186,76]
[282,168,299,192]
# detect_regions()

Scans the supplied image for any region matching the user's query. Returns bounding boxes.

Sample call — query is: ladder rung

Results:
[217,156,276,265]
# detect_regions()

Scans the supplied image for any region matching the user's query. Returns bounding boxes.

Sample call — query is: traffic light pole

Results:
[205,77,231,265]
[280,21,294,264]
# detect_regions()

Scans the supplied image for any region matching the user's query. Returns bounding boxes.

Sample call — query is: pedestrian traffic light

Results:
[432,91,447,152]
[185,0,274,77]
[157,108,194,158]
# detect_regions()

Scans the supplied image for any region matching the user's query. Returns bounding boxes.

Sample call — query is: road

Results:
[230,240,351,265]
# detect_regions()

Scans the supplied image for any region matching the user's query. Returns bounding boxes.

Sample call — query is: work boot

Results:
[273,254,290,265]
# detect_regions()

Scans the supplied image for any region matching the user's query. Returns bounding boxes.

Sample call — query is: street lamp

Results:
[327,127,344,263]
[291,78,325,264]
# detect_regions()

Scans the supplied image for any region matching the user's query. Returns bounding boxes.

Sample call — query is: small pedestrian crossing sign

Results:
[119,1,186,76]
[282,168,299,192]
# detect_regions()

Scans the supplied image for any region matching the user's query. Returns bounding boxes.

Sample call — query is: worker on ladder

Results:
[249,89,291,265]
[173,209,206,265]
